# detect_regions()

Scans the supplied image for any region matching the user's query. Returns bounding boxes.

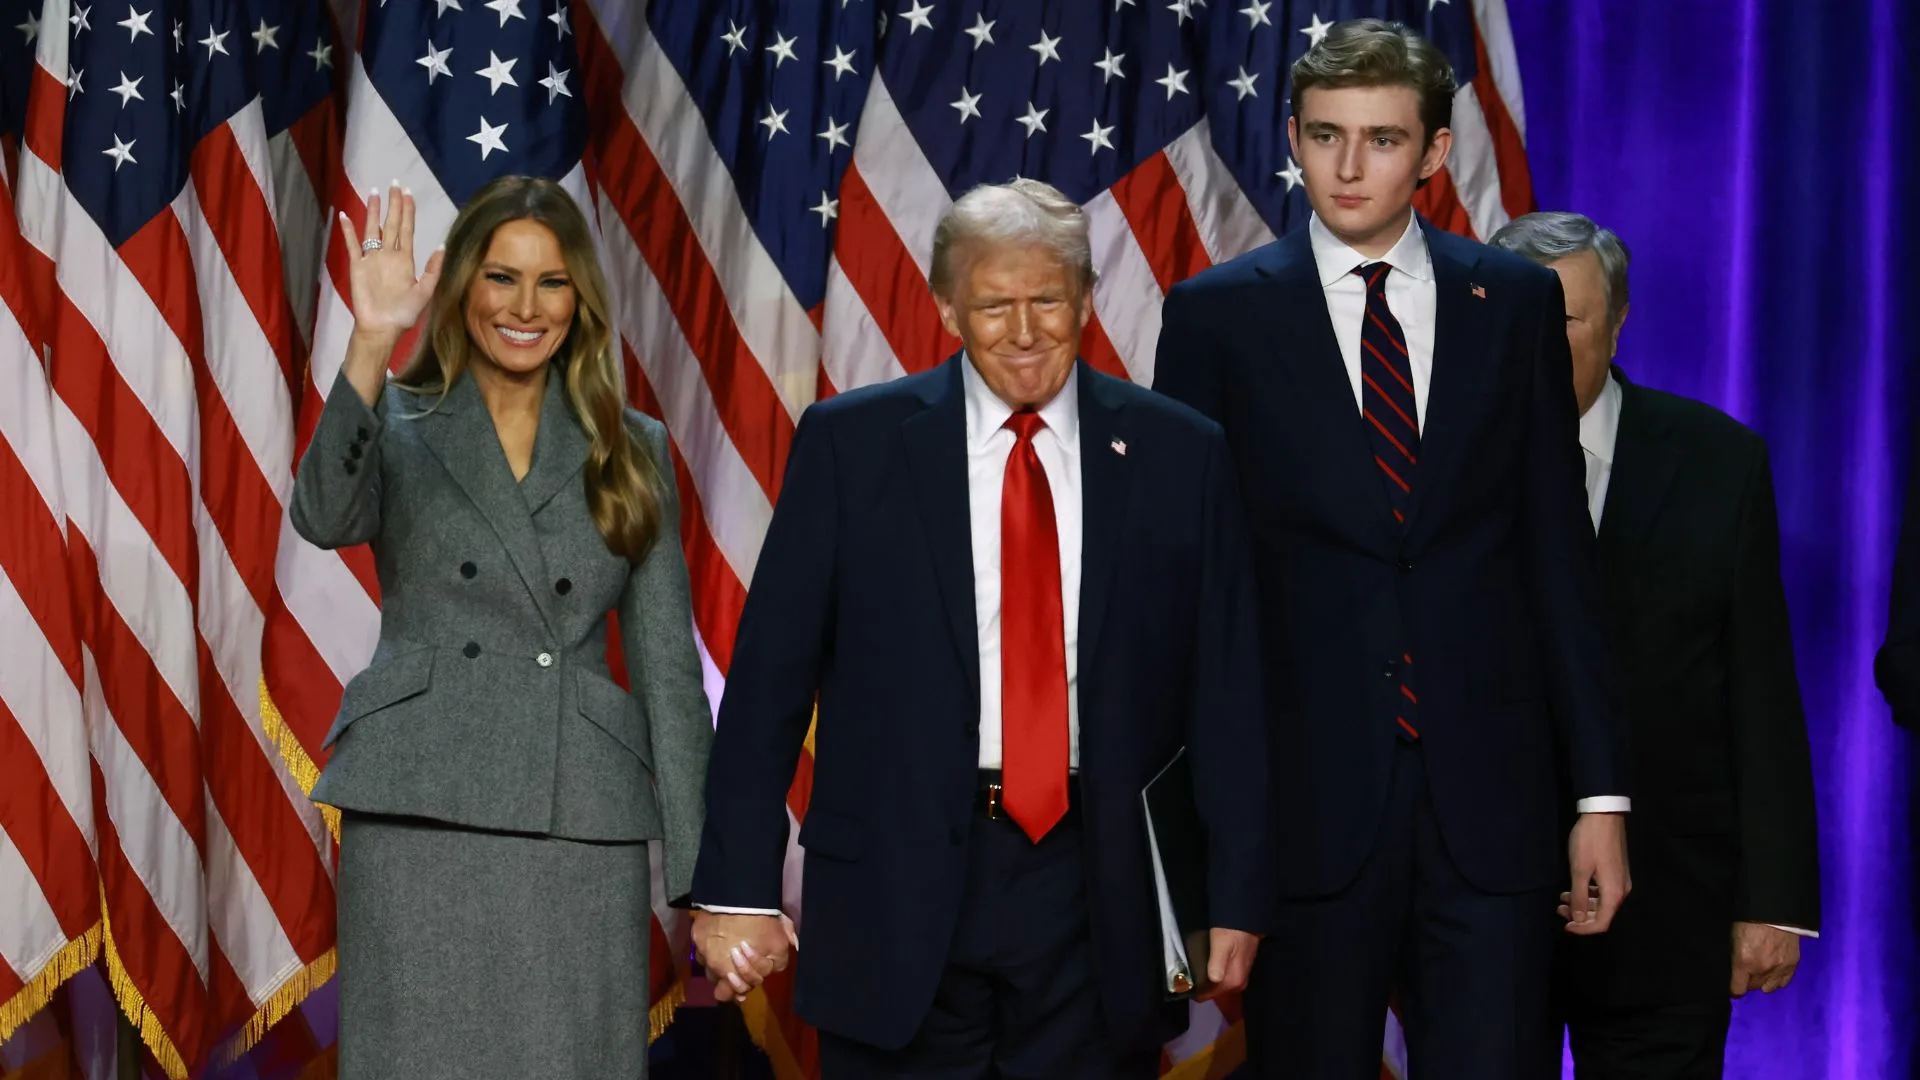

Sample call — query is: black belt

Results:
[975,770,1081,821]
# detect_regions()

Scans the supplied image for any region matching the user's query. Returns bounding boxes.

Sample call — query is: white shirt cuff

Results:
[1575,796,1632,814]
[1768,924,1819,939]
[692,904,784,916]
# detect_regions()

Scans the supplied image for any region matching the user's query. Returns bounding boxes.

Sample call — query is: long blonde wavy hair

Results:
[394,176,663,562]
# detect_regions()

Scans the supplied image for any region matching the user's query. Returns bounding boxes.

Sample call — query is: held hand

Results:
[1730,922,1801,997]
[339,180,444,336]
[691,911,792,1003]
[1563,812,1631,935]
[1194,928,1260,1002]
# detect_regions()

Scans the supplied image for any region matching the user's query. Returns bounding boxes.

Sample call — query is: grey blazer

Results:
[290,363,711,903]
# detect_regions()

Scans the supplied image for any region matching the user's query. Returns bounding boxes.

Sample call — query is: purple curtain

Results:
[1508,1,1920,1076]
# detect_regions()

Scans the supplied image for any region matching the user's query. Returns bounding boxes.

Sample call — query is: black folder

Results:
[1141,747,1211,999]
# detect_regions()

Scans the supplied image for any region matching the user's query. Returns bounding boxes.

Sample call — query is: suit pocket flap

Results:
[327,646,435,749]
[575,670,653,768]
[797,808,864,862]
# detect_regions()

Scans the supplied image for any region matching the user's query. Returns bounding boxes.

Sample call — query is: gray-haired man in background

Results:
[1489,211,1821,1079]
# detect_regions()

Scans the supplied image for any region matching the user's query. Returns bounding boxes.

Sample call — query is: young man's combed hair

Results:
[1290,18,1458,145]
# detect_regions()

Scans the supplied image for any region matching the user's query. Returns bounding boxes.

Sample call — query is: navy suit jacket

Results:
[691,357,1274,1051]
[1154,220,1626,898]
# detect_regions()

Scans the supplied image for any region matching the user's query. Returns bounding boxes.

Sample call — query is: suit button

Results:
[463,642,481,659]
[1397,559,1413,573]
[536,652,554,668]
[349,443,363,459]
[555,577,572,595]
[460,562,477,579]
[1382,660,1399,678]
[343,460,357,475]
[356,426,370,441]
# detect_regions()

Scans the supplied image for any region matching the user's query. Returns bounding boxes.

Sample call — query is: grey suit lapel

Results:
[414,371,559,630]
[521,366,589,515]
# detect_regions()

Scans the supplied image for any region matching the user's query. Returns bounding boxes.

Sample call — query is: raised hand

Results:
[339,180,444,337]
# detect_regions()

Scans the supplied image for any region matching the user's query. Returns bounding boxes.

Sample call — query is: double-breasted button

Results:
[554,577,572,596]
[463,642,481,659]
[355,426,370,442]
[343,460,357,475]
[536,652,554,668]
[460,562,477,579]
[349,443,363,459]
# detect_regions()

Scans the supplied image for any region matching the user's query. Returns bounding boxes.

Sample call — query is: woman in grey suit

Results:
[291,176,711,1079]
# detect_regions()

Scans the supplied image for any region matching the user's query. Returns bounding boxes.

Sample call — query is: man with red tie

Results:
[688,179,1276,1078]
[1154,20,1631,1080]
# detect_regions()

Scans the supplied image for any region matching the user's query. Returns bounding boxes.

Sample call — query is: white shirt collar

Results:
[1308,210,1434,288]
[1580,370,1623,465]
[961,355,1080,453]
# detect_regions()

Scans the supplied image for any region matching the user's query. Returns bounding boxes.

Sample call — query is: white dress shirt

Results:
[699,363,1084,917]
[1580,372,1624,532]
[1308,212,1627,816]
[963,358,1083,771]
[1578,371,1814,938]
[1309,212,1439,428]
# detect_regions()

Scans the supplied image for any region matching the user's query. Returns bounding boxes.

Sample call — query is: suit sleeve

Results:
[1186,427,1277,933]
[619,420,714,908]
[289,368,387,549]
[1726,446,1822,929]
[1876,421,1920,730]
[1152,282,1226,423]
[1520,272,1628,803]
[689,406,840,910]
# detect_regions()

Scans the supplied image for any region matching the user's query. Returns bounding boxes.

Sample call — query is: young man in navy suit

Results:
[1154,20,1631,1079]
[690,179,1275,1078]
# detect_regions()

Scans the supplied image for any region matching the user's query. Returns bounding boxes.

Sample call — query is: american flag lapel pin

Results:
[1110,438,1127,456]
[1471,283,1487,299]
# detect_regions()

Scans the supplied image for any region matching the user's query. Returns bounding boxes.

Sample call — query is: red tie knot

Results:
[1004,410,1047,444]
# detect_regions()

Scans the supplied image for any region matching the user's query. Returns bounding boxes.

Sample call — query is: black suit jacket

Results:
[1877,413,1920,731]
[1154,220,1625,898]
[1560,372,1821,1007]
[690,358,1275,1051]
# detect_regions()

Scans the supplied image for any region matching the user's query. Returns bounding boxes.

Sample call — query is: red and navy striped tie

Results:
[1355,263,1422,741]
[1355,262,1419,524]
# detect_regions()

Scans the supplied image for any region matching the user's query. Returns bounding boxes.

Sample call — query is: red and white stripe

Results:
[0,147,101,1046]
[9,0,339,1071]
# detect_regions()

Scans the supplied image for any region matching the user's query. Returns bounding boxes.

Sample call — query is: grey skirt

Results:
[337,812,654,1080]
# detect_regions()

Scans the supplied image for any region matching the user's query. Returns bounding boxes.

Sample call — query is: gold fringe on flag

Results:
[260,676,342,840]
[214,949,338,1067]
[648,977,686,1043]
[100,904,190,1080]
[0,922,102,1043]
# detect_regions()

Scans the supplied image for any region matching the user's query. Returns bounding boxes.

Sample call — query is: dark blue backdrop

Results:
[1509,1,1920,1076]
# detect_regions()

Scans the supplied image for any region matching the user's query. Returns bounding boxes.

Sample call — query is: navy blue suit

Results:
[1154,221,1627,1078]
[692,357,1274,1069]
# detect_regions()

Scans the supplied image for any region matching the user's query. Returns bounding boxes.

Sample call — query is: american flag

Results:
[3,0,1531,1077]
[2,0,345,1073]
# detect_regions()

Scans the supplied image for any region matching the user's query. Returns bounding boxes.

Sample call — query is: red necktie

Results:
[1000,412,1070,842]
